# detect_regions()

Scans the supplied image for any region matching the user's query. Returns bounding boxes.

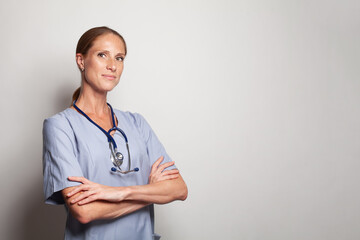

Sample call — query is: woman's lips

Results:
[102,74,116,80]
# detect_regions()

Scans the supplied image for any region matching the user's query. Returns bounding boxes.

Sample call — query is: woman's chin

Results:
[96,83,119,94]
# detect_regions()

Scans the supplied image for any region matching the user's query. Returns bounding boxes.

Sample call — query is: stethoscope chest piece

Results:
[116,152,124,162]
[73,100,139,174]
[109,142,124,167]
[111,152,123,166]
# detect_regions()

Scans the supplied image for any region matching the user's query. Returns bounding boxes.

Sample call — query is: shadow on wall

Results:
[19,177,67,240]
[52,81,78,114]
[10,83,75,240]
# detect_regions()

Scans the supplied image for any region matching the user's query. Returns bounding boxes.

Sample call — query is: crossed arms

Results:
[61,156,188,224]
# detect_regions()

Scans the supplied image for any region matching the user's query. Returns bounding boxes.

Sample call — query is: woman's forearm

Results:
[63,158,188,224]
[67,173,188,206]
[62,175,187,224]
[62,187,149,224]
[126,176,188,204]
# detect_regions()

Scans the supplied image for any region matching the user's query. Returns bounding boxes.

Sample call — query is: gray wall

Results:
[0,0,359,239]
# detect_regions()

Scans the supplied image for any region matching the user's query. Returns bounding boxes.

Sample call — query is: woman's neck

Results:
[75,88,109,117]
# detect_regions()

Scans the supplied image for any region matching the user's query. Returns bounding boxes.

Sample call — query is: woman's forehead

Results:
[90,33,126,54]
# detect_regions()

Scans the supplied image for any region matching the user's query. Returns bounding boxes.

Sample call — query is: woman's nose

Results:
[106,59,116,72]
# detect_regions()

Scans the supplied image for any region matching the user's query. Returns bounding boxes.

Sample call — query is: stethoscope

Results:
[73,100,139,174]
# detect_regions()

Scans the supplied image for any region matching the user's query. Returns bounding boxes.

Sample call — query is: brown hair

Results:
[72,26,127,103]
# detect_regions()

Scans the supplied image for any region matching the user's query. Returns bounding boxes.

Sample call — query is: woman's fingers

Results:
[160,169,179,176]
[149,167,180,183]
[66,177,93,197]
[78,194,98,205]
[157,161,175,173]
[68,184,103,204]
[149,156,179,184]
[66,177,123,204]
[65,176,128,205]
[150,157,176,174]
[162,173,180,180]
[157,173,180,181]
[150,156,164,174]
[157,170,180,181]
[66,176,91,197]
[71,190,98,204]
[66,186,83,197]
[68,176,89,184]
[66,176,99,200]
[70,191,91,204]
[66,184,90,197]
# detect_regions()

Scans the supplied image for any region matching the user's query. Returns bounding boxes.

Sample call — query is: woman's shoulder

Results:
[114,108,142,120]
[43,108,76,132]
[113,108,149,130]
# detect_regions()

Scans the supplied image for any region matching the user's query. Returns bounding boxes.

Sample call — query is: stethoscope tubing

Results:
[72,100,138,173]
[72,100,127,149]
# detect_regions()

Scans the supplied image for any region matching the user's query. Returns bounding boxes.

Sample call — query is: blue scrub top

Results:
[42,108,175,240]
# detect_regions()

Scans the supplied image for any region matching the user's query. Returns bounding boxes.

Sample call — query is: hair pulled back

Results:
[72,26,127,103]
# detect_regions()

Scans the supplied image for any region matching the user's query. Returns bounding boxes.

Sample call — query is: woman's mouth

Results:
[102,74,116,80]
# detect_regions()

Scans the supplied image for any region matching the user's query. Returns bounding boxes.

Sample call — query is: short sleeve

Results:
[42,117,83,205]
[131,113,177,171]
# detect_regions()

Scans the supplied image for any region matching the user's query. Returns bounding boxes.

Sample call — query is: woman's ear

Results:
[76,53,85,71]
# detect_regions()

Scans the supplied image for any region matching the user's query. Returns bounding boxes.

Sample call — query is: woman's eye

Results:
[98,53,106,58]
[116,57,124,62]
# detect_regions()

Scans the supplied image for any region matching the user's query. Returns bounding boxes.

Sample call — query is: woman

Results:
[42,26,187,240]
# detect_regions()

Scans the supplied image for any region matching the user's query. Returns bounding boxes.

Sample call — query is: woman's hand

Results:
[66,176,128,205]
[67,156,179,205]
[149,156,180,184]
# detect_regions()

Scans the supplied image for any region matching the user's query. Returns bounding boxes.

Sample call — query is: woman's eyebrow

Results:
[97,50,125,55]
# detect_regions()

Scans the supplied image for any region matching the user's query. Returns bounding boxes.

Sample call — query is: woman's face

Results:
[77,33,126,94]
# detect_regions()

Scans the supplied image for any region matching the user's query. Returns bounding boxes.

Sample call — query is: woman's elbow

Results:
[77,215,91,224]
[69,205,93,224]
[163,180,188,203]
[179,191,188,201]
[177,183,188,201]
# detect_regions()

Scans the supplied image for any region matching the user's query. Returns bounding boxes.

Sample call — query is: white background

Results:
[0,0,359,239]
